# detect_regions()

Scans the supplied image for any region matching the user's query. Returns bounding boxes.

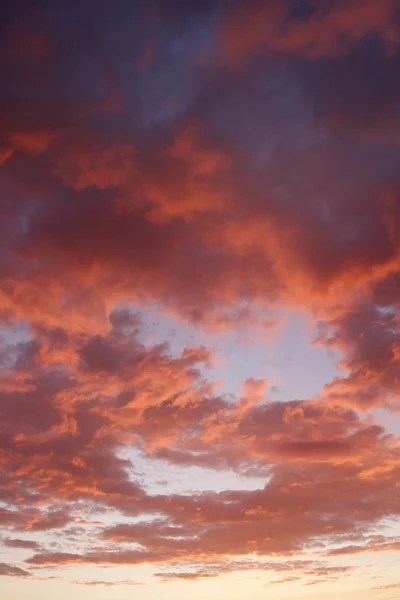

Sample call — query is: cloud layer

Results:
[1,0,400,593]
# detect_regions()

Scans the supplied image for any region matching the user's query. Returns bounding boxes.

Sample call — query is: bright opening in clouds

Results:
[1,1,400,599]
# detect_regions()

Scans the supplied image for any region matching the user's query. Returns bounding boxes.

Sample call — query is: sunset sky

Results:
[1,1,400,599]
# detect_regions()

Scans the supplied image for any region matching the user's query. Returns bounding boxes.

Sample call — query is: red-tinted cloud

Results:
[218,0,399,65]
[1,0,400,589]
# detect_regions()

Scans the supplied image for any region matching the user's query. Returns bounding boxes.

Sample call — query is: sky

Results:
[0,0,400,599]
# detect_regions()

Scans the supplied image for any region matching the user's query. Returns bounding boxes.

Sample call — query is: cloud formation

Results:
[0,0,400,594]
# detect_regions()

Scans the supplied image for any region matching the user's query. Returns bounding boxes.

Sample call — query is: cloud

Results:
[0,0,400,591]
[325,538,400,557]
[316,302,400,409]
[0,562,31,577]
[218,0,399,65]
[371,582,400,591]
[1,313,399,571]
[2,538,40,550]
[71,579,143,587]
